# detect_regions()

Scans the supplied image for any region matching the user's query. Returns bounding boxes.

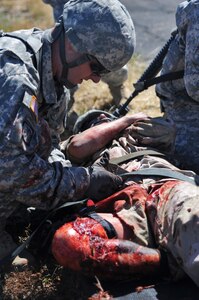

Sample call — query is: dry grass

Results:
[0,0,53,31]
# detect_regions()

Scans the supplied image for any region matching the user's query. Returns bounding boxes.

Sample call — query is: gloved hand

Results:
[85,165,123,201]
[127,117,176,152]
[93,150,110,168]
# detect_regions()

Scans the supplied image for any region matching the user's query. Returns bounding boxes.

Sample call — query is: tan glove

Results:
[126,117,176,151]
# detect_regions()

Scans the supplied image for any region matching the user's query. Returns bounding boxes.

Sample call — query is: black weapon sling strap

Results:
[113,29,184,117]
[133,70,184,94]
[0,199,88,269]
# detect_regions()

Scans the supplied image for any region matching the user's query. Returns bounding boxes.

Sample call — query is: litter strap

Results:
[109,149,166,165]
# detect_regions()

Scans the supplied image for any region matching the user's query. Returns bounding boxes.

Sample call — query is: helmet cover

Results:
[62,0,136,71]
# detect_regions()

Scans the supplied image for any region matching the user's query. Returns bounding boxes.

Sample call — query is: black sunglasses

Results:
[90,61,110,76]
[87,55,110,76]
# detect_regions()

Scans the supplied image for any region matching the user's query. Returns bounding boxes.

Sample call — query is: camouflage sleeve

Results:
[0,50,90,211]
[176,1,199,101]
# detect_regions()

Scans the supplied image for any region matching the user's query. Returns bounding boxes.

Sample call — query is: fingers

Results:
[125,117,176,150]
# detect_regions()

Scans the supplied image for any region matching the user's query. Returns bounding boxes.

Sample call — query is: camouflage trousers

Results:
[148,180,199,286]
[115,180,199,286]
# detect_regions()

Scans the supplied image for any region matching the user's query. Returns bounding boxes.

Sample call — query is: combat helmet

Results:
[50,0,135,88]
[73,109,115,134]
[62,0,135,72]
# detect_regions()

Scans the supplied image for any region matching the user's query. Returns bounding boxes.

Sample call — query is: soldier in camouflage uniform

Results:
[156,0,199,173]
[0,0,135,268]
[52,110,199,287]
[42,0,129,107]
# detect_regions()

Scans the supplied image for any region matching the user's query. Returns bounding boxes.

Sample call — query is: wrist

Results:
[71,167,91,198]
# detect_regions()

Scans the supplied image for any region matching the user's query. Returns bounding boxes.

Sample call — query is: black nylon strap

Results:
[113,29,180,117]
[87,212,117,239]
[133,70,184,93]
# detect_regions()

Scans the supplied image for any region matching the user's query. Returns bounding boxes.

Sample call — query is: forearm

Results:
[88,239,162,280]
[67,113,148,162]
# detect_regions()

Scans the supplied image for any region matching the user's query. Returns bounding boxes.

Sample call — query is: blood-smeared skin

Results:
[52,217,161,280]
[51,217,108,271]
[67,113,148,162]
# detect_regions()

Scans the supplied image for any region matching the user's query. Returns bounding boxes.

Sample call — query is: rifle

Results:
[113,29,183,118]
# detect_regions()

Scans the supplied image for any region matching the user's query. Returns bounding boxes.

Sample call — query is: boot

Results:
[109,84,127,107]
[0,231,35,272]
[12,249,36,270]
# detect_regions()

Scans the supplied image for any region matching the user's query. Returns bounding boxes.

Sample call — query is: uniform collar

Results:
[41,30,61,104]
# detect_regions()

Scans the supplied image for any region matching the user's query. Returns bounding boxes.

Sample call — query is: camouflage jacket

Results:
[156,0,199,111]
[0,28,89,220]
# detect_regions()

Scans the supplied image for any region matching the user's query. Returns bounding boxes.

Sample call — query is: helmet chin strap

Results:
[59,27,92,89]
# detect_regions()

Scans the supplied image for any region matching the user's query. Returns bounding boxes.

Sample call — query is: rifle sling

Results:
[134,70,184,93]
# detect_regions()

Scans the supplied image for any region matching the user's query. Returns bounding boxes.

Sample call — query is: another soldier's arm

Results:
[177,2,199,101]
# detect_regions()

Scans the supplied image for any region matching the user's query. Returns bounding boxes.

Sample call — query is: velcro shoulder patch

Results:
[23,91,38,121]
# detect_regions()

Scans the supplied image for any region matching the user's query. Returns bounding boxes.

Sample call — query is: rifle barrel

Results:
[113,29,178,117]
